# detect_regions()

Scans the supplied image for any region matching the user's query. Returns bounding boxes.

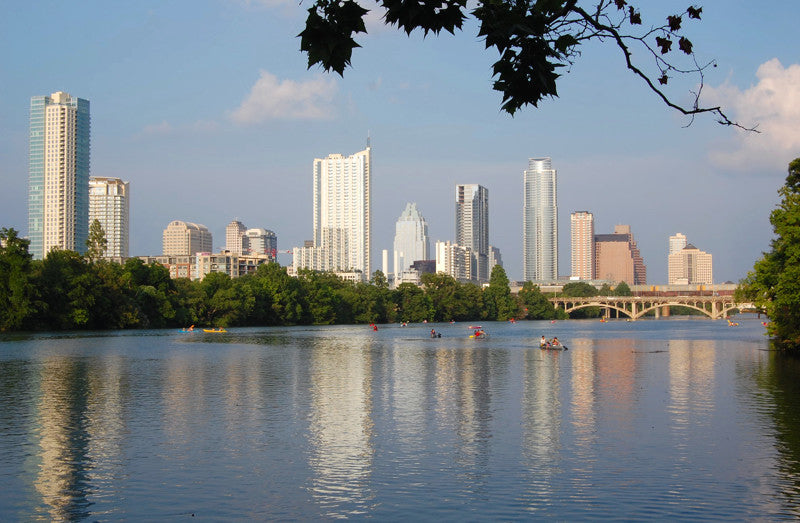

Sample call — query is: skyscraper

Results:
[294,144,371,278]
[523,157,558,281]
[226,220,247,254]
[29,91,90,259]
[669,232,687,255]
[668,242,713,285]
[245,228,277,256]
[455,184,489,282]
[570,211,594,280]
[88,177,129,258]
[594,224,647,285]
[393,202,429,275]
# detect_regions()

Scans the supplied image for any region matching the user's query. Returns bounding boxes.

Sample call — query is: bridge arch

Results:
[551,295,740,320]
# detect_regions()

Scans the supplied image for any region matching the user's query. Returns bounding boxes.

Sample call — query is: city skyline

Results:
[3,2,799,282]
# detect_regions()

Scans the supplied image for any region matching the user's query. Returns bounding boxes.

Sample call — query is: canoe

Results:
[540,345,568,350]
[203,328,227,333]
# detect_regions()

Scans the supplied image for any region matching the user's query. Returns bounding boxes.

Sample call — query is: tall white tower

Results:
[88,177,130,258]
[311,144,371,276]
[523,157,558,281]
[393,202,430,275]
[29,91,90,259]
[456,184,489,282]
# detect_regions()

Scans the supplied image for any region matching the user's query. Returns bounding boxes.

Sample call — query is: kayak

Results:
[540,344,568,350]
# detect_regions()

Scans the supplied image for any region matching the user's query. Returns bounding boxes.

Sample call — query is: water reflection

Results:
[307,336,375,517]
[31,356,94,521]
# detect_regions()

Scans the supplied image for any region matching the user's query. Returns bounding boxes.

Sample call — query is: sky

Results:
[2,0,799,284]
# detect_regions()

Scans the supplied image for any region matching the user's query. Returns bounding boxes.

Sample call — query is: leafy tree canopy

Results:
[739,158,800,348]
[299,0,747,127]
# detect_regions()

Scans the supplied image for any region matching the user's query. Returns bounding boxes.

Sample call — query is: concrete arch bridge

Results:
[550,295,745,320]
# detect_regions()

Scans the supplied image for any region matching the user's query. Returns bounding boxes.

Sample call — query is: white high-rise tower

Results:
[523,157,558,281]
[28,91,90,259]
[294,144,371,278]
[88,177,129,258]
[393,202,430,275]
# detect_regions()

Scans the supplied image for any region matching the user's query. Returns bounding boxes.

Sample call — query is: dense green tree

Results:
[561,281,598,297]
[257,263,310,325]
[518,281,561,319]
[393,282,432,323]
[615,281,632,296]
[421,272,481,321]
[482,265,518,321]
[0,228,34,331]
[299,0,744,127]
[85,219,108,262]
[739,158,800,348]
[598,283,614,296]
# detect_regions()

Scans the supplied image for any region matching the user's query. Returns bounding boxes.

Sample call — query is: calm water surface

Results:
[2,316,800,520]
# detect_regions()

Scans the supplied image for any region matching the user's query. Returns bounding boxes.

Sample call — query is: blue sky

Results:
[2,0,799,284]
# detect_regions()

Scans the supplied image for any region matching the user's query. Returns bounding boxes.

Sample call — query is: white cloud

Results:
[230,70,337,124]
[704,59,800,170]
[141,120,173,134]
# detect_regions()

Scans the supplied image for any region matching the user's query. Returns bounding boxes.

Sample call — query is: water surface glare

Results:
[2,317,800,520]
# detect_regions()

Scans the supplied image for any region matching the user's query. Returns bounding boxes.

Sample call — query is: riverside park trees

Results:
[738,158,800,349]
[299,0,747,128]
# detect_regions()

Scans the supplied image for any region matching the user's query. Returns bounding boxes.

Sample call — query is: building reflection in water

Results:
[521,346,562,509]
[30,356,95,521]
[569,342,597,490]
[668,339,715,457]
[307,337,375,517]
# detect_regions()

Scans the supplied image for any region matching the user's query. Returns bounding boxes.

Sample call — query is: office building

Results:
[594,225,647,285]
[293,144,371,279]
[456,184,489,282]
[669,232,688,256]
[523,158,558,281]
[245,228,277,257]
[668,243,713,285]
[393,202,430,276]
[162,220,212,256]
[570,211,594,280]
[88,177,129,258]
[225,220,247,255]
[28,91,90,259]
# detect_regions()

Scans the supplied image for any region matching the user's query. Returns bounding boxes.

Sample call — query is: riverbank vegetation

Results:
[738,158,800,349]
[1,230,569,332]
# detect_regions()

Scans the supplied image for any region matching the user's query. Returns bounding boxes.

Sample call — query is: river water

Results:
[1,316,800,520]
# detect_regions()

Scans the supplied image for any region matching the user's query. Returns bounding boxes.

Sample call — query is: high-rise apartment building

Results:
[28,91,90,259]
[669,232,687,256]
[294,144,371,279]
[594,224,646,285]
[668,243,713,285]
[455,184,489,282]
[226,220,247,254]
[393,202,429,276]
[570,211,594,280]
[435,240,473,282]
[162,220,212,256]
[88,177,129,258]
[523,157,558,281]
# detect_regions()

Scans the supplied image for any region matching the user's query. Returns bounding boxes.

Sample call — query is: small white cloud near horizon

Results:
[230,70,337,124]
[141,120,173,135]
[705,59,800,171]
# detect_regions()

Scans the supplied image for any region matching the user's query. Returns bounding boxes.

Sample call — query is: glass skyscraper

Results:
[393,202,429,275]
[455,184,489,283]
[523,157,558,281]
[28,91,90,259]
